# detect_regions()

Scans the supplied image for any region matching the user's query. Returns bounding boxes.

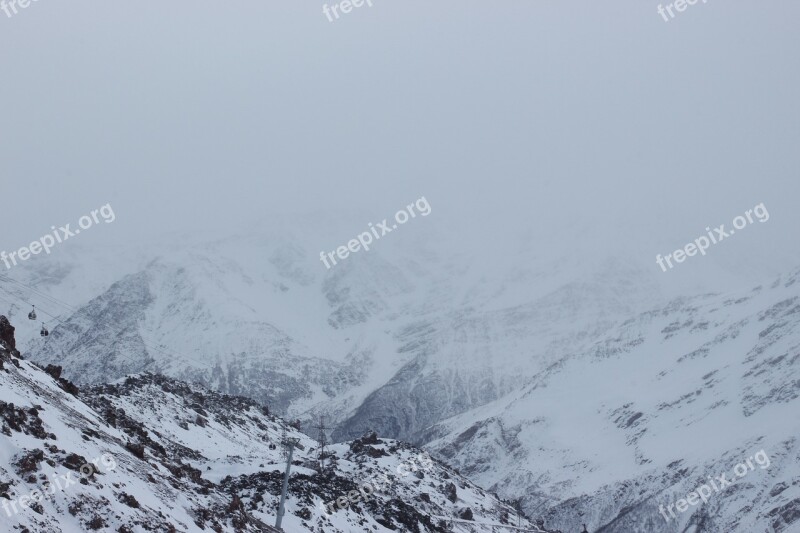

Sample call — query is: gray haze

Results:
[1,0,798,293]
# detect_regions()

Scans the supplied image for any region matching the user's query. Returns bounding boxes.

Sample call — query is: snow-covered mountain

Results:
[421,268,800,532]
[6,225,658,433]
[0,315,544,532]
[2,223,799,532]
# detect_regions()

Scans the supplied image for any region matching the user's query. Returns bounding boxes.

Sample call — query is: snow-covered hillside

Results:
[0,315,546,532]
[10,226,661,435]
[422,268,800,532]
[3,225,800,532]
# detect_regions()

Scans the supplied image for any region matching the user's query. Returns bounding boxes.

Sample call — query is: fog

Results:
[1,0,798,294]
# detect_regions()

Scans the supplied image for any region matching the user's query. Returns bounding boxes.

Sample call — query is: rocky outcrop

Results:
[0,315,17,353]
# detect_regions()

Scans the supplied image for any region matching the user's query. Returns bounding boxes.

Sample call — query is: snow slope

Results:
[0,315,547,532]
[4,222,799,531]
[422,269,800,532]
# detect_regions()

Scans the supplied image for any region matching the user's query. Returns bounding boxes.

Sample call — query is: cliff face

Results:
[0,316,20,373]
[0,315,17,354]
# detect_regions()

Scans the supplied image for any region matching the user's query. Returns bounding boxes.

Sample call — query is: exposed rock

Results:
[0,315,17,353]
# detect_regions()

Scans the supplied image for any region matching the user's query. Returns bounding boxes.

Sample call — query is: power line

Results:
[0,274,78,315]
[0,286,66,323]
[0,273,214,369]
[0,275,217,372]
[0,282,151,370]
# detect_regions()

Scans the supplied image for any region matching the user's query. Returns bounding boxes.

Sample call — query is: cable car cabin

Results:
[40,323,49,337]
[28,306,36,320]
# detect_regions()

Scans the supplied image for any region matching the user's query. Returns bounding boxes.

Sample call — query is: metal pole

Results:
[275,444,295,531]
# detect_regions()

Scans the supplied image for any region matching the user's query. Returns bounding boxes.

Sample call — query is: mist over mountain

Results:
[0,221,796,532]
[2,1,799,532]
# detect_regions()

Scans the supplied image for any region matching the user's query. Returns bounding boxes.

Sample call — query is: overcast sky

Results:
[1,1,798,292]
